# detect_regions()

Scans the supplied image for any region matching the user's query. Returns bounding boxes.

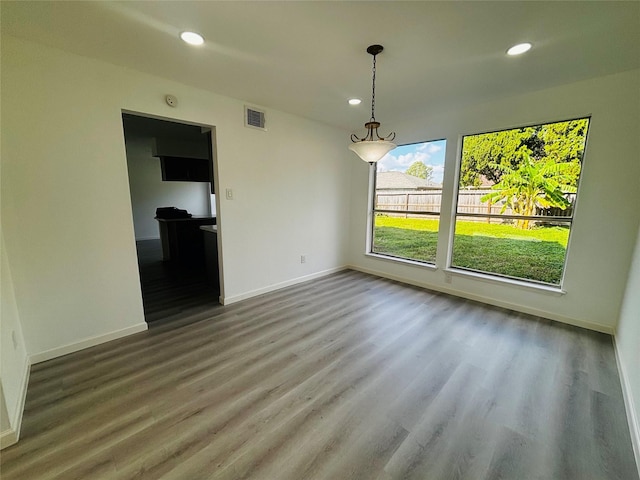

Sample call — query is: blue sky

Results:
[377,139,447,184]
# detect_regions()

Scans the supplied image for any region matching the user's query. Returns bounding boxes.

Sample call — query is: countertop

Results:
[199,225,218,233]
[156,216,216,223]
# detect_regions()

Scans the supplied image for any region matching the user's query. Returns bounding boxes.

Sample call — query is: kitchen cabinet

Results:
[160,156,211,182]
[200,225,219,285]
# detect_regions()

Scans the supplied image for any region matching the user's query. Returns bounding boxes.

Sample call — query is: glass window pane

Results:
[452,117,589,285]
[372,214,439,264]
[370,139,446,264]
[451,218,571,285]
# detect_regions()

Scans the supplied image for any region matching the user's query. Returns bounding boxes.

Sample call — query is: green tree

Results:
[539,118,588,187]
[481,153,577,229]
[459,119,588,188]
[405,161,433,180]
[460,128,534,187]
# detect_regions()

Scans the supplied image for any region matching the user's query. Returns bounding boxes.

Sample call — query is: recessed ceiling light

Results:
[348,98,362,105]
[507,43,532,56]
[180,31,204,46]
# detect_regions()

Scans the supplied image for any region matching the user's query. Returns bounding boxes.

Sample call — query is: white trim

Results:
[0,429,18,450]
[613,335,640,477]
[363,251,566,295]
[1,354,30,449]
[365,252,438,270]
[346,265,613,334]
[13,355,30,442]
[30,323,148,365]
[443,268,566,295]
[365,164,376,254]
[220,266,347,305]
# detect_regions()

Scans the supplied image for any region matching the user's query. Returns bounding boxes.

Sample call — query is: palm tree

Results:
[481,153,578,229]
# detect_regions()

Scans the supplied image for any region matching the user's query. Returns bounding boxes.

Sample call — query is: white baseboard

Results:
[613,335,640,477]
[0,429,18,450]
[1,354,30,450]
[346,264,614,334]
[30,323,148,365]
[220,266,347,305]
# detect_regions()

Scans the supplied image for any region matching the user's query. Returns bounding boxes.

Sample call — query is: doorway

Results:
[122,112,222,324]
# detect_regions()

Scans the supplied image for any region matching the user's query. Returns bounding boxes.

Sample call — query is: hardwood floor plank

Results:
[1,270,637,480]
[482,426,544,480]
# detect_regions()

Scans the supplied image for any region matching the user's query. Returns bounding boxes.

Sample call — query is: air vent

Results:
[245,106,266,131]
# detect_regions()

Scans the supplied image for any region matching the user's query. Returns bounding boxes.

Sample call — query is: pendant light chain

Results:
[370,53,377,122]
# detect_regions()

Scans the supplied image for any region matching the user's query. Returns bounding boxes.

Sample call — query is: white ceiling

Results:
[2,1,639,132]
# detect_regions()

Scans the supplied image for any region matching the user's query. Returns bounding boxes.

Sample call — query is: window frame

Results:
[368,139,447,265]
[446,116,592,288]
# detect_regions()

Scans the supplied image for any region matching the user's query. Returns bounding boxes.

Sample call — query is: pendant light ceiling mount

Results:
[349,44,397,164]
[366,44,384,56]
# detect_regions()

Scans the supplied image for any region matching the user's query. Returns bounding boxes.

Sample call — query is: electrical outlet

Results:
[300,255,307,264]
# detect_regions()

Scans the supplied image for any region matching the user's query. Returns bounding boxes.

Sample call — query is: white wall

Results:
[0,231,29,448]
[617,222,640,466]
[349,69,640,333]
[0,388,9,432]
[125,134,210,240]
[0,36,352,358]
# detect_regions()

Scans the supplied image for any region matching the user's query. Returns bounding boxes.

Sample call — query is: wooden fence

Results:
[375,189,574,221]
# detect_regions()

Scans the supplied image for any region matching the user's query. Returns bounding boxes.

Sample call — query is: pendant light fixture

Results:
[349,44,396,164]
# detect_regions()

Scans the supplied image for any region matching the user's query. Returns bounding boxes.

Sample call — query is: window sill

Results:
[365,252,437,270]
[363,253,566,296]
[444,268,567,295]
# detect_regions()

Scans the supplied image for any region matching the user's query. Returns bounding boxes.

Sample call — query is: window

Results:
[370,139,446,264]
[451,118,590,286]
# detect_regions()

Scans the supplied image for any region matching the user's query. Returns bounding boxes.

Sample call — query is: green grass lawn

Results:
[373,216,570,285]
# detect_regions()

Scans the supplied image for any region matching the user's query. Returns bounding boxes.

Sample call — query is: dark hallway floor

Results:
[136,239,220,324]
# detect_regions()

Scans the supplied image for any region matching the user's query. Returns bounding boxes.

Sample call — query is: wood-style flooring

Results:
[1,270,637,479]
[136,239,220,323]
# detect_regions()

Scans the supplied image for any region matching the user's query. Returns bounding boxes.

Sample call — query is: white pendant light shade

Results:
[349,140,396,163]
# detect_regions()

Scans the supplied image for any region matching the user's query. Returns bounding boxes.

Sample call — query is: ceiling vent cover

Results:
[245,106,266,131]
